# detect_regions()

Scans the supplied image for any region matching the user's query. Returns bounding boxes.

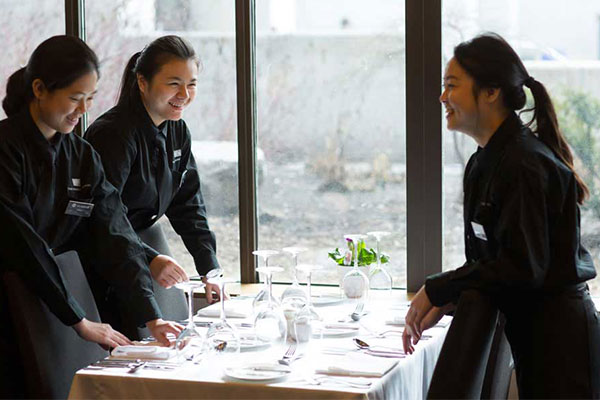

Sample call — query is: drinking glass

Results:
[341,234,369,304]
[252,250,280,312]
[293,263,323,343]
[205,268,240,356]
[174,280,207,361]
[254,266,287,346]
[366,231,393,292]
[280,246,308,308]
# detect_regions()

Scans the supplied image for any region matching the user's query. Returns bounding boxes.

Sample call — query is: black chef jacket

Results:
[85,101,219,276]
[0,109,161,327]
[426,112,596,306]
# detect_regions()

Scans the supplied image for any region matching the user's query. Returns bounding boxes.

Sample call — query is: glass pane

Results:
[0,1,64,119]
[256,0,406,287]
[85,0,239,280]
[442,1,600,296]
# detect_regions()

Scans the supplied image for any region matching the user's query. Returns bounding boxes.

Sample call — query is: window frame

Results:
[68,0,444,290]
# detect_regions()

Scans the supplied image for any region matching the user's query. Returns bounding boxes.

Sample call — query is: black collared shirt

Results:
[0,109,161,326]
[85,101,219,275]
[426,113,596,306]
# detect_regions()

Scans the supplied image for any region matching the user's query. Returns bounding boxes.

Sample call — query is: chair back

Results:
[3,250,108,399]
[427,289,499,399]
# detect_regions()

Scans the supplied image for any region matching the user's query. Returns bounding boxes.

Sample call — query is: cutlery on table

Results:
[278,343,297,366]
[350,303,365,321]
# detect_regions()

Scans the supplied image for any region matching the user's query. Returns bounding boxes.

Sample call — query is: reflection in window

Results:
[0,1,64,119]
[256,0,406,287]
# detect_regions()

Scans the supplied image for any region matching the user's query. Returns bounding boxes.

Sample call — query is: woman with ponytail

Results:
[85,35,222,340]
[403,33,599,398]
[0,36,182,351]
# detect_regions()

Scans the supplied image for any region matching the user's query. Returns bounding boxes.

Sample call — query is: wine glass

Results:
[280,246,308,308]
[252,250,280,312]
[174,279,207,362]
[341,234,369,304]
[254,266,287,346]
[205,268,240,356]
[366,231,393,292]
[293,263,323,343]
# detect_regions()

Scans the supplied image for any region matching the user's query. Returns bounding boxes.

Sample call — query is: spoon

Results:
[353,338,404,353]
[350,302,365,321]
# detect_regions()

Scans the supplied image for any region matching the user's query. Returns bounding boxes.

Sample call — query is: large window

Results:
[85,0,240,280]
[0,1,65,119]
[255,0,407,286]
[441,1,600,296]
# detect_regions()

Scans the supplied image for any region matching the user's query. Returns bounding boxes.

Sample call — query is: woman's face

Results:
[138,58,198,126]
[439,58,479,136]
[33,70,98,137]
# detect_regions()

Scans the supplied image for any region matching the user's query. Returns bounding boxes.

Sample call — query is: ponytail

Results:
[116,35,199,109]
[117,52,142,108]
[454,33,589,205]
[525,78,589,204]
[2,67,30,117]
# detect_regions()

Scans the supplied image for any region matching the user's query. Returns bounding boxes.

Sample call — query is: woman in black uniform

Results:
[85,35,221,338]
[0,36,182,348]
[403,33,600,398]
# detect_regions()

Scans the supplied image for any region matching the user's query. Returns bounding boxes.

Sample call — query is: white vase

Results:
[337,265,369,298]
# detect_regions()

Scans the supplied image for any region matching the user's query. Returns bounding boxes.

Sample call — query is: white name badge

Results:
[471,221,487,241]
[65,200,94,218]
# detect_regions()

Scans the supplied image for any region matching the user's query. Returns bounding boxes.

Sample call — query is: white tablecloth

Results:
[69,294,449,400]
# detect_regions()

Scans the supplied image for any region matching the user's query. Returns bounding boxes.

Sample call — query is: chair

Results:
[3,250,108,399]
[427,289,513,399]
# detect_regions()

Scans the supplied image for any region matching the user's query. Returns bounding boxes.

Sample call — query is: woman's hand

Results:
[146,318,184,347]
[73,318,132,350]
[149,254,188,288]
[403,285,433,354]
[202,276,227,304]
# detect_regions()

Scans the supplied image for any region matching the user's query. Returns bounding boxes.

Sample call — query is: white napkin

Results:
[196,299,251,319]
[110,345,175,361]
[315,353,398,377]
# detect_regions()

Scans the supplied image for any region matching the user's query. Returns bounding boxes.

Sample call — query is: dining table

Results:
[68,285,450,400]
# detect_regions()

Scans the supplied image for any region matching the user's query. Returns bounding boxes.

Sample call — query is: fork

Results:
[278,343,297,366]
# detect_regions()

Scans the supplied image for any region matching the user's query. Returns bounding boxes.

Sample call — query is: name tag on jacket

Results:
[65,200,94,217]
[471,221,487,241]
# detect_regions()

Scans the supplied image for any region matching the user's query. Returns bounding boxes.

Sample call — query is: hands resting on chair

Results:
[403,286,455,354]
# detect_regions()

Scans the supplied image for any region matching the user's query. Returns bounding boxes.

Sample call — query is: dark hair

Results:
[117,35,199,108]
[454,33,589,204]
[2,35,100,117]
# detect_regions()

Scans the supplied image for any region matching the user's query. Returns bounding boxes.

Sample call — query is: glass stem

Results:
[293,255,300,285]
[187,287,194,329]
[353,239,358,271]
[307,272,312,308]
[376,239,381,270]
[267,273,273,307]
[219,282,226,322]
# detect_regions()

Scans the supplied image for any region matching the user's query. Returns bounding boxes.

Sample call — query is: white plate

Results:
[224,363,290,382]
[239,334,271,352]
[312,295,345,307]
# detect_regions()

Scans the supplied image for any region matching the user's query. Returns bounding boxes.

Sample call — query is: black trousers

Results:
[102,223,188,340]
[504,285,600,399]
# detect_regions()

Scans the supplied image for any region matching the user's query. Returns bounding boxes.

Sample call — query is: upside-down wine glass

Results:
[174,279,207,362]
[280,246,308,309]
[366,231,393,293]
[341,234,369,305]
[252,250,280,313]
[293,263,323,343]
[205,268,240,356]
[254,265,287,346]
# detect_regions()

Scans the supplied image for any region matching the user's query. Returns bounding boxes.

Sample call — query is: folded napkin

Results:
[196,299,251,319]
[110,345,175,361]
[315,353,398,377]
[323,323,360,330]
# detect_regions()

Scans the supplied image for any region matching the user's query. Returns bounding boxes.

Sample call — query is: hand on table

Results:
[149,254,188,288]
[146,318,184,347]
[403,285,433,354]
[73,318,132,350]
